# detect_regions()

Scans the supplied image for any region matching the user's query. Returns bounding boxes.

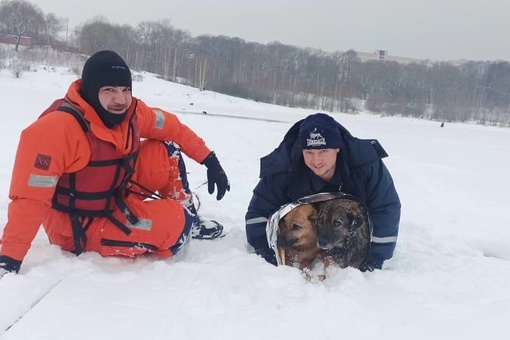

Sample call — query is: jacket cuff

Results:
[200,151,218,167]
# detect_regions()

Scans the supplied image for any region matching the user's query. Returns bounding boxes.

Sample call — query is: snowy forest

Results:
[1,0,510,126]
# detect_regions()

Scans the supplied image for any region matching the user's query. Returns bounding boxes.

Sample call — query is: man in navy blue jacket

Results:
[245,113,401,271]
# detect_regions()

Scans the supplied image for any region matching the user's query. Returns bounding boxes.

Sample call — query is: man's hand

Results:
[255,246,277,266]
[202,152,230,200]
[360,254,384,272]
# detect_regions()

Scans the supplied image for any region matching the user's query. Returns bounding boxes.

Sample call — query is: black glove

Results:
[360,254,384,272]
[0,254,22,275]
[201,151,230,200]
[255,245,277,266]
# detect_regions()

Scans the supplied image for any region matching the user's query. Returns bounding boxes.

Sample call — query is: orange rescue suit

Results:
[0,80,212,262]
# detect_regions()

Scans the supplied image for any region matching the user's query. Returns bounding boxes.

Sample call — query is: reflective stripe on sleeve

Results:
[246,217,268,225]
[153,110,165,129]
[28,174,58,187]
[372,235,398,244]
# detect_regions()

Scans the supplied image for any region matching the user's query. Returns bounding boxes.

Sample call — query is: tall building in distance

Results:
[356,50,428,65]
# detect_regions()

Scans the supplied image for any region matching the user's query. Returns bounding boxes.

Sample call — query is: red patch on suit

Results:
[34,154,52,170]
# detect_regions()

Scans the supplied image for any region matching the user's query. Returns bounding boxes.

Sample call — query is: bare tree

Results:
[76,16,112,53]
[41,12,64,46]
[332,50,359,98]
[189,35,218,89]
[427,62,463,121]
[484,62,510,109]
[354,60,382,100]
[134,19,180,75]
[399,63,428,117]
[77,17,135,59]
[380,61,405,104]
[0,0,44,51]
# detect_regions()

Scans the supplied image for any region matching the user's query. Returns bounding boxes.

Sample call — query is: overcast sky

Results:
[32,0,510,62]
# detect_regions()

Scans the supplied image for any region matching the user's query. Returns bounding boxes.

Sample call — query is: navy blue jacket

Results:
[245,117,401,265]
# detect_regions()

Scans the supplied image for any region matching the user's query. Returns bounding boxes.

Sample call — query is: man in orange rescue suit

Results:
[0,50,230,276]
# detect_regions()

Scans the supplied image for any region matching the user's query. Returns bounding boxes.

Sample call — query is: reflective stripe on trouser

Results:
[43,139,193,258]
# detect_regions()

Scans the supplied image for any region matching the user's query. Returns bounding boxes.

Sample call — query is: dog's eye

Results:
[291,224,301,231]
[334,221,342,227]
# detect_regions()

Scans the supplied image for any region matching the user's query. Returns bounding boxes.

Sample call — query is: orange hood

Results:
[64,80,137,155]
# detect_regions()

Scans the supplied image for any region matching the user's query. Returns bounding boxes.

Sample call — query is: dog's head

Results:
[277,204,318,250]
[315,199,366,250]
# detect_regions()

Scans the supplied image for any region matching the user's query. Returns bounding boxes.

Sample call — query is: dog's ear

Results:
[278,216,287,230]
[307,206,318,224]
[348,213,364,230]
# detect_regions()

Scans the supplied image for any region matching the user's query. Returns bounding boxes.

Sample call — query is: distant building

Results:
[0,34,33,48]
[356,49,428,65]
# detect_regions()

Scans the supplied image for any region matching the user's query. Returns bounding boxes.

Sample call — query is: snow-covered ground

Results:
[1,66,509,340]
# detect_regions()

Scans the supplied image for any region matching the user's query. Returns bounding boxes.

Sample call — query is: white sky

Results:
[1,64,510,338]
[31,0,510,62]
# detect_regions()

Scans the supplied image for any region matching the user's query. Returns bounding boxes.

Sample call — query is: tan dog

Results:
[277,204,321,271]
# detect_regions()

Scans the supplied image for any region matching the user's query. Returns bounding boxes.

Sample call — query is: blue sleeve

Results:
[245,174,289,250]
[359,160,401,262]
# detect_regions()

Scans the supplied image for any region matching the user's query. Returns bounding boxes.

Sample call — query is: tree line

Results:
[1,0,510,126]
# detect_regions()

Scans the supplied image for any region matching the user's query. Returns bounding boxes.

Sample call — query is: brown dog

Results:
[277,204,321,270]
[315,198,371,269]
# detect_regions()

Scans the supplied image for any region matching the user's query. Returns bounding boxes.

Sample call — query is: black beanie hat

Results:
[80,50,132,127]
[299,113,342,149]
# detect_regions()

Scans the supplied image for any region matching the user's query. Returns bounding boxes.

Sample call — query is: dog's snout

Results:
[317,228,336,250]
[277,235,296,248]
